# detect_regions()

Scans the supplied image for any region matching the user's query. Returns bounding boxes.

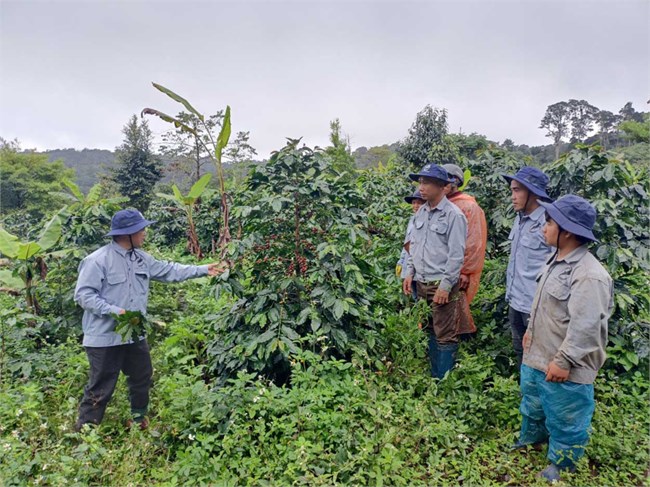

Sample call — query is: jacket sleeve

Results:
[440,211,467,292]
[74,258,123,316]
[554,273,612,369]
[148,256,209,282]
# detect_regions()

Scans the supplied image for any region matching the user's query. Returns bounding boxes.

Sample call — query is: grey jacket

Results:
[74,242,208,347]
[523,245,613,384]
[405,197,467,292]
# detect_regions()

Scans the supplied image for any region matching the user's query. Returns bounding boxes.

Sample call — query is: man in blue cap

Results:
[502,166,553,372]
[402,164,468,378]
[396,189,425,300]
[73,208,225,431]
[514,195,613,482]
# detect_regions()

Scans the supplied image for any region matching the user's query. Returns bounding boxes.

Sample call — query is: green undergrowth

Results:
[1,297,648,486]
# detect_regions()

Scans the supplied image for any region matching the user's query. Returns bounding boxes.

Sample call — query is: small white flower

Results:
[3,443,11,451]
[16,409,23,417]
[59,424,68,432]
[42,464,48,471]
[253,396,259,403]
[40,423,47,430]
[11,430,19,438]
[188,433,195,441]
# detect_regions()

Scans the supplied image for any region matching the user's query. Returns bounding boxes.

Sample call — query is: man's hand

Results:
[522,330,531,352]
[433,288,449,304]
[118,309,126,315]
[545,361,570,382]
[459,274,470,290]
[207,262,228,276]
[403,276,413,295]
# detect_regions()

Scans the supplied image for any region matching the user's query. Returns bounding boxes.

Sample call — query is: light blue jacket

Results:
[506,206,553,314]
[405,197,467,292]
[74,242,208,347]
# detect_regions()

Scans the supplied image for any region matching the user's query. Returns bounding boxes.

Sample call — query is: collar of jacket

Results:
[110,240,130,256]
[520,205,546,222]
[555,244,589,264]
[423,196,451,213]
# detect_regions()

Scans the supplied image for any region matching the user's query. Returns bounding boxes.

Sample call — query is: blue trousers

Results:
[518,364,595,468]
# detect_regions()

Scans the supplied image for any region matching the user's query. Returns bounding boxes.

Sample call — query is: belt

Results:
[418,279,441,286]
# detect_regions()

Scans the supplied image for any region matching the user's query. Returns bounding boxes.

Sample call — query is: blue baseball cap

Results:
[502,166,550,200]
[404,189,425,204]
[538,195,598,242]
[409,164,453,184]
[105,209,156,236]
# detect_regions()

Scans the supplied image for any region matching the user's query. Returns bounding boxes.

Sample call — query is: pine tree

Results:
[112,115,162,212]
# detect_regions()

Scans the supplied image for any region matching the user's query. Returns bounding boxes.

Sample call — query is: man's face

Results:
[130,229,147,248]
[510,180,530,212]
[412,199,424,213]
[543,214,560,247]
[418,177,446,203]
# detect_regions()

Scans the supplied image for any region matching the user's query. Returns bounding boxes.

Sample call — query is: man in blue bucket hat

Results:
[513,195,613,482]
[502,166,553,372]
[402,164,468,378]
[73,208,226,431]
[396,189,425,300]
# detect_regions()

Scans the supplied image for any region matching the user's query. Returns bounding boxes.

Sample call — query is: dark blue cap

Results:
[502,166,550,200]
[538,195,598,242]
[404,189,425,204]
[105,209,156,236]
[409,164,453,183]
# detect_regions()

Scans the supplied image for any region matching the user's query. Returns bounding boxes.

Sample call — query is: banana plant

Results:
[142,83,232,257]
[156,173,212,258]
[0,209,66,314]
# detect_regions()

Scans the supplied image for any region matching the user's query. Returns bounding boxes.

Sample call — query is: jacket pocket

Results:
[546,278,570,301]
[134,271,150,294]
[430,221,448,234]
[106,272,127,285]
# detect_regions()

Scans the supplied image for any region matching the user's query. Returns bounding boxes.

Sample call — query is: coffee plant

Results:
[207,140,381,383]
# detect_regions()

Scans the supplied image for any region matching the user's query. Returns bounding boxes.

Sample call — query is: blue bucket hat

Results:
[538,195,598,242]
[404,189,425,204]
[502,166,550,201]
[409,163,454,183]
[106,209,156,236]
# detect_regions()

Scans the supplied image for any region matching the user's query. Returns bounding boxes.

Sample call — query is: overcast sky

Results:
[1,0,648,159]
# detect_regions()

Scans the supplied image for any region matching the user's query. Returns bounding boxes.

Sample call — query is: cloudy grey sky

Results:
[1,0,648,159]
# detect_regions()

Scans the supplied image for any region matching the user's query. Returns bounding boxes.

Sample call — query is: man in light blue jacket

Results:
[403,164,468,378]
[74,209,224,431]
[502,167,553,371]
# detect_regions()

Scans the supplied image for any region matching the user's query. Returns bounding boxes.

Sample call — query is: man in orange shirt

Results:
[442,164,488,335]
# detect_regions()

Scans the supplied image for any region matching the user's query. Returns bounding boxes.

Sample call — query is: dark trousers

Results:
[77,339,153,426]
[509,306,530,371]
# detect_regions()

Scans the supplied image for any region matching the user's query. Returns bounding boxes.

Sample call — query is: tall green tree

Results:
[397,105,449,168]
[567,99,599,142]
[540,101,571,160]
[112,115,162,212]
[595,110,620,148]
[0,139,74,220]
[619,101,644,123]
[324,118,355,175]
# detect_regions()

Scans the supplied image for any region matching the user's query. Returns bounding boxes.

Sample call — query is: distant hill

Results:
[42,144,402,193]
[44,148,117,192]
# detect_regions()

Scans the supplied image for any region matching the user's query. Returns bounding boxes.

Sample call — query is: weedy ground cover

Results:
[0,282,648,486]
